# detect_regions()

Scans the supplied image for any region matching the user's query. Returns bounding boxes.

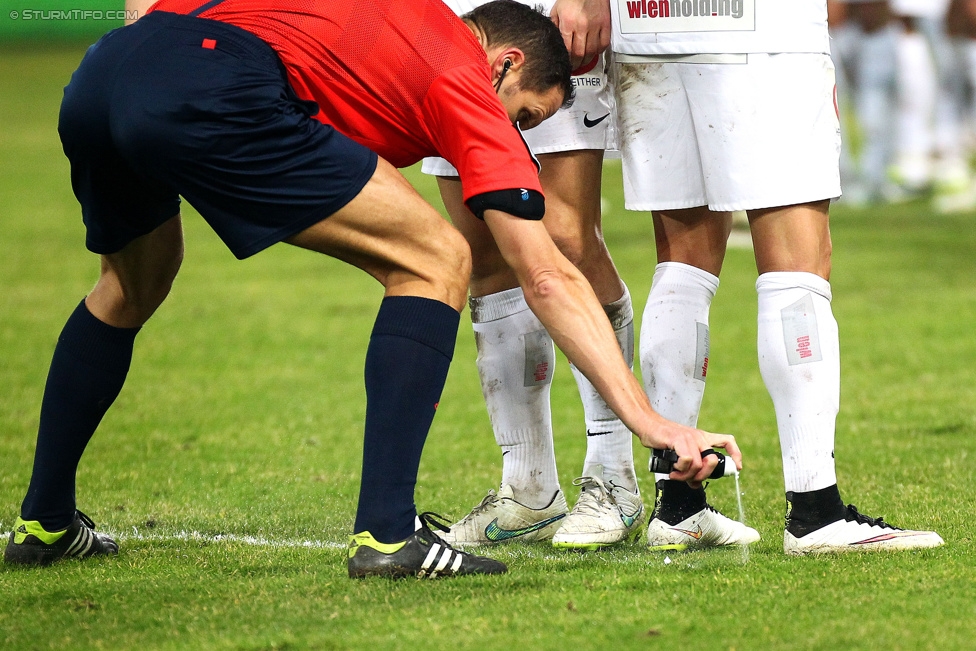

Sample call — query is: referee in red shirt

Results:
[5,0,739,578]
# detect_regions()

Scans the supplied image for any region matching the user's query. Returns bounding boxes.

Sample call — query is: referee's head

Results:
[463,1,575,110]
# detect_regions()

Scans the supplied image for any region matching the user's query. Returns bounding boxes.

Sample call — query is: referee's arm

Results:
[482,208,740,483]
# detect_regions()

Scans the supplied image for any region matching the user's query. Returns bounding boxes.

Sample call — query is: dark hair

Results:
[463,0,575,109]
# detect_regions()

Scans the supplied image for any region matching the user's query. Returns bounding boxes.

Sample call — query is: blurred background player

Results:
[831,0,976,210]
[611,0,945,553]
[424,0,645,551]
[948,0,976,117]
[889,0,973,210]
[830,0,902,204]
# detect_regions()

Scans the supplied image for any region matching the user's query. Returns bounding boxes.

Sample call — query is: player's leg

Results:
[750,202,943,554]
[6,216,184,565]
[750,200,840,519]
[835,1,899,204]
[853,16,900,202]
[711,51,940,553]
[542,152,634,482]
[433,173,569,545]
[640,206,726,441]
[721,49,941,552]
[615,59,759,550]
[539,150,644,550]
[542,150,625,304]
[430,145,643,549]
[636,206,759,549]
[893,14,938,194]
[427,152,641,549]
[285,159,505,577]
[922,14,974,211]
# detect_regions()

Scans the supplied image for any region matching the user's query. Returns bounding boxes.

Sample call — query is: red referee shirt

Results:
[148,0,543,203]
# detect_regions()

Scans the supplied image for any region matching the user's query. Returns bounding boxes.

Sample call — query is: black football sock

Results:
[20,299,140,531]
[785,484,848,538]
[354,296,459,544]
[654,479,708,525]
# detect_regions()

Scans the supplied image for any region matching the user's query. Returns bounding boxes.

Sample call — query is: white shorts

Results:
[421,54,616,177]
[614,53,841,212]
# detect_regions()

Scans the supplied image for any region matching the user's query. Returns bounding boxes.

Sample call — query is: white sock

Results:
[569,285,638,492]
[756,272,839,493]
[641,262,718,426]
[470,288,559,509]
[640,262,719,481]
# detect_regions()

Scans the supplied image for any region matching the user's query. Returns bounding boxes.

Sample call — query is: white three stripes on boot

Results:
[65,526,94,557]
[419,543,462,578]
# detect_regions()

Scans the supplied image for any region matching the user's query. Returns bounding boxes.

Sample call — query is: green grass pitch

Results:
[1,45,975,650]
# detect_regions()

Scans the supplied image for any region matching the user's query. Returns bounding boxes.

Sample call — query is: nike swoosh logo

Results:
[586,430,612,437]
[854,531,931,544]
[672,526,703,540]
[583,112,610,128]
[484,514,566,541]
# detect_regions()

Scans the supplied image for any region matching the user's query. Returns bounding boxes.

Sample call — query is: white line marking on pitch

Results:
[1,528,346,550]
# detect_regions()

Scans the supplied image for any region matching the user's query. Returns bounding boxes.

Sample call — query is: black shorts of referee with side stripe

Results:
[59,11,377,260]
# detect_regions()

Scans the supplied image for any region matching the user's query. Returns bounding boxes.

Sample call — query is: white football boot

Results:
[646,506,760,551]
[551,465,645,550]
[438,484,568,546]
[784,504,944,555]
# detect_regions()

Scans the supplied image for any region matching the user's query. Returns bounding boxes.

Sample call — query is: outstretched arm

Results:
[550,0,612,69]
[483,209,742,483]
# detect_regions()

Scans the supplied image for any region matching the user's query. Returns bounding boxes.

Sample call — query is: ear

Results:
[491,47,526,78]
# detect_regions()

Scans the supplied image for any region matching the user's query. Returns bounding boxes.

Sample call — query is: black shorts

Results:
[59,11,378,259]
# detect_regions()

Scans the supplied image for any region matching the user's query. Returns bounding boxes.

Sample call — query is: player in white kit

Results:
[830,1,901,205]
[612,0,945,553]
[424,0,647,550]
[890,0,973,210]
